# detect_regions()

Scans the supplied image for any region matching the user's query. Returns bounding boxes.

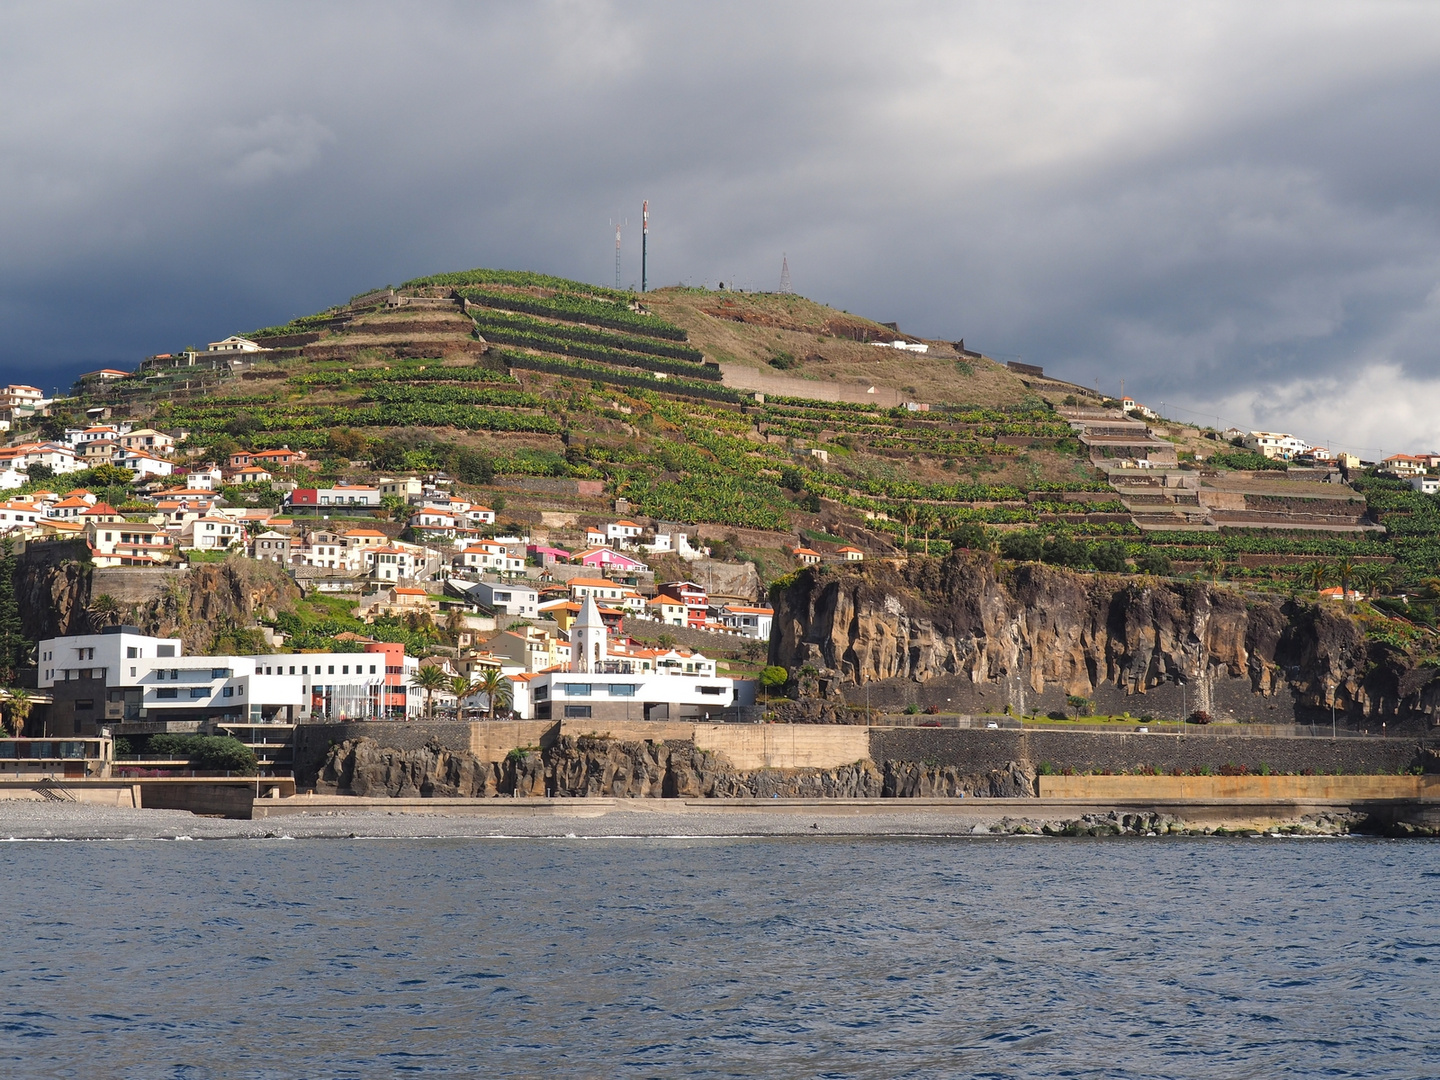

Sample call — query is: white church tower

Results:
[570,593,608,673]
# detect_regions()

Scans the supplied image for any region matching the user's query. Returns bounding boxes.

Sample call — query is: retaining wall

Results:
[870,728,1434,777]
[1038,774,1439,800]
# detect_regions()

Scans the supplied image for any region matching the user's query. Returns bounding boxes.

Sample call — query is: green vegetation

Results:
[471,309,704,361]
[147,734,258,774]
[403,267,633,302]
[458,286,688,340]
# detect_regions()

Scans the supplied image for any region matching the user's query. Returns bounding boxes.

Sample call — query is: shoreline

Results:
[1,795,1431,841]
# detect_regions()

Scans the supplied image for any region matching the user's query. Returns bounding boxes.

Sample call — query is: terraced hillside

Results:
[61,268,1440,606]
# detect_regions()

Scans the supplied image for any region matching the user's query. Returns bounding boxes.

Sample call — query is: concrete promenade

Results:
[252,792,1439,833]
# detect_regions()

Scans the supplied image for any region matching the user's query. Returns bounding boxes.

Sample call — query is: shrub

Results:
[1187,710,1213,725]
[148,734,257,775]
[1000,530,1043,561]
[1136,549,1172,576]
[1090,540,1128,573]
[904,703,920,715]
[923,704,939,715]
[1065,694,1092,717]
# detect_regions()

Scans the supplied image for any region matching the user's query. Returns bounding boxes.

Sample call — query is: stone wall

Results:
[869,727,1436,777]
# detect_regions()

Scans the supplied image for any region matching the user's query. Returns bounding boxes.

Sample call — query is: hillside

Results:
[50,267,1440,630]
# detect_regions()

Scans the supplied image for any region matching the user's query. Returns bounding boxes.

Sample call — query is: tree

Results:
[950,522,992,553]
[999,530,1043,562]
[88,593,122,629]
[0,539,28,686]
[759,665,789,699]
[1305,561,1331,594]
[1090,540,1128,573]
[899,503,918,547]
[24,464,53,483]
[450,675,474,715]
[1136,548,1171,576]
[409,663,449,720]
[2,689,32,737]
[1333,557,1358,609]
[916,505,939,554]
[476,668,511,719]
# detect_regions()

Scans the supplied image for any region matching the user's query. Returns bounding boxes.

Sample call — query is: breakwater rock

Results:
[769,555,1440,727]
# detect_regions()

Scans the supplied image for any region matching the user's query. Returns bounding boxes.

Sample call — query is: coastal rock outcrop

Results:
[317,737,500,797]
[769,555,1440,726]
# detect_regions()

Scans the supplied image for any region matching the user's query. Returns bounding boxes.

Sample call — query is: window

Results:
[342,665,349,675]
[608,684,637,697]
[328,666,334,675]
[213,668,229,679]
[563,705,592,718]
[561,683,591,697]
[302,666,308,675]
[369,665,376,675]
[700,686,725,696]
[157,645,175,658]
[75,699,94,712]
[156,688,177,699]
[126,647,138,659]
[223,687,234,698]
[533,686,548,702]
[190,688,207,699]
[290,666,296,675]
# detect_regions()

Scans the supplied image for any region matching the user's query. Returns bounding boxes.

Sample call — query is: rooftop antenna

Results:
[641,201,648,294]
[779,253,792,294]
[610,216,627,292]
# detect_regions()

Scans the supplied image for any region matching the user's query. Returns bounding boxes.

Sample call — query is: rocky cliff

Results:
[769,555,1440,728]
[13,547,299,654]
[314,733,1039,799]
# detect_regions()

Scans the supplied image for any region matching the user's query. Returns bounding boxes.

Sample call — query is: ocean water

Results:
[0,837,1436,1079]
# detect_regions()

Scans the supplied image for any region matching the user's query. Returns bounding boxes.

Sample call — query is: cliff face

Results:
[314,734,1039,799]
[13,549,300,655]
[769,556,1440,725]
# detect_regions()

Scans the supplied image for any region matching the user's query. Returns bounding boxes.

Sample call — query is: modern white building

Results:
[510,596,747,723]
[38,627,425,735]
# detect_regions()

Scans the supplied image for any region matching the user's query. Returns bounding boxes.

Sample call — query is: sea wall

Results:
[295,719,1439,800]
[1038,774,1440,800]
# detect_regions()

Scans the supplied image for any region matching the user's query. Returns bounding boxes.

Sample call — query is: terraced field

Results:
[59,267,1440,593]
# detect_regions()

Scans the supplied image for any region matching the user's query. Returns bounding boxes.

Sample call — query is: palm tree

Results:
[409,663,449,720]
[916,506,939,555]
[449,675,474,716]
[899,503,918,548]
[476,668,511,719]
[1333,557,1358,610]
[1204,553,1224,583]
[2,688,32,737]
[1305,561,1331,595]
[88,593,121,629]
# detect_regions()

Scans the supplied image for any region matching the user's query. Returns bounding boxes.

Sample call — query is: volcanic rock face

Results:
[315,734,1040,800]
[769,556,1440,723]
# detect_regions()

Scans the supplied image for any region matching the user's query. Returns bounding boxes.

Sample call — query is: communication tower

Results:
[641,201,649,293]
[610,217,627,291]
[779,254,792,294]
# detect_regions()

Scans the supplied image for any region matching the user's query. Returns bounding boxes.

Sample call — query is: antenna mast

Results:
[641,201,648,293]
[610,217,627,292]
[779,254,792,294]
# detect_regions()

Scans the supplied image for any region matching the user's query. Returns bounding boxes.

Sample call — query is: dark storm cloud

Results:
[2,1,1439,451]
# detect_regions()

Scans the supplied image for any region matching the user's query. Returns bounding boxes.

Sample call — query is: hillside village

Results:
[7,267,1440,747]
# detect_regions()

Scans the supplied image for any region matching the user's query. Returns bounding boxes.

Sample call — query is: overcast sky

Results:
[3,1,1439,455]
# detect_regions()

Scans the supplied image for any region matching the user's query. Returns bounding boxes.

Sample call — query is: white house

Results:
[718,604,774,640]
[606,520,644,543]
[207,336,267,353]
[466,579,539,618]
[180,515,243,551]
[116,448,175,476]
[1243,431,1309,461]
[1410,475,1440,495]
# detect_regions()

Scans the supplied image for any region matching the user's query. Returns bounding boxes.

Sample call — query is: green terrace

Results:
[457,286,688,341]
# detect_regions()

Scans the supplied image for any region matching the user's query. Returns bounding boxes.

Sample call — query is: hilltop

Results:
[44,266,1440,628]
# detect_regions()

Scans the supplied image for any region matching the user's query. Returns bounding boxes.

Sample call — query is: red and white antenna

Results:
[641,200,648,294]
